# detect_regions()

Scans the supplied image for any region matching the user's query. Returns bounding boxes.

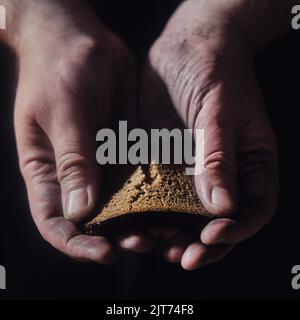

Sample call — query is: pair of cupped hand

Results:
[14,1,278,270]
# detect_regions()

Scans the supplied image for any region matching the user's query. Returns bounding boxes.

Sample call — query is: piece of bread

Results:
[84,163,212,235]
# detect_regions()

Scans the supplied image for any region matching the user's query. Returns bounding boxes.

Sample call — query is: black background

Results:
[0,0,300,299]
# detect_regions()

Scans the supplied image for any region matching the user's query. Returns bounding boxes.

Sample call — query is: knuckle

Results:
[56,151,92,184]
[204,151,236,175]
[19,158,41,178]
[19,158,56,183]
[56,33,128,86]
[57,36,99,84]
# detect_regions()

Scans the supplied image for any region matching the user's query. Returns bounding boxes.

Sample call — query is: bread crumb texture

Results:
[86,163,210,229]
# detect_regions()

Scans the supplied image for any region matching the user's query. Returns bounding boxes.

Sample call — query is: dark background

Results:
[0,0,300,299]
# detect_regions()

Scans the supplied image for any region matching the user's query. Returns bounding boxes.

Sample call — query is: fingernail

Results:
[211,186,234,213]
[65,187,89,219]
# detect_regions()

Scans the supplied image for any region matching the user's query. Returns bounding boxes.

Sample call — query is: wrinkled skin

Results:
[2,0,280,270]
[13,3,153,263]
[142,1,279,270]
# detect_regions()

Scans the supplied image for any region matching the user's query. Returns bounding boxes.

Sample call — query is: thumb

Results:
[48,105,100,223]
[194,109,238,217]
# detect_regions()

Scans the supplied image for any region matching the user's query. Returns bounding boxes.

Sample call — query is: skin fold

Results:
[0,0,295,269]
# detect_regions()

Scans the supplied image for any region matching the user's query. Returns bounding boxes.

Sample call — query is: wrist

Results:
[0,0,101,54]
[159,0,294,52]
[196,0,294,49]
[151,1,250,72]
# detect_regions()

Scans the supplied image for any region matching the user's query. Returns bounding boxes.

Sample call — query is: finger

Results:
[20,153,115,264]
[201,130,279,244]
[201,159,279,245]
[201,214,269,245]
[181,242,233,271]
[16,138,114,263]
[201,218,236,245]
[163,233,193,263]
[14,116,115,263]
[116,231,154,253]
[40,216,115,264]
[194,87,238,217]
[42,97,100,223]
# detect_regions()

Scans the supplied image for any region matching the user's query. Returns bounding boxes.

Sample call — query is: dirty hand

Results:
[2,0,153,262]
[142,0,283,270]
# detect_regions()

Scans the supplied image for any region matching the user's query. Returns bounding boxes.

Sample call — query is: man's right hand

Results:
[1,0,154,263]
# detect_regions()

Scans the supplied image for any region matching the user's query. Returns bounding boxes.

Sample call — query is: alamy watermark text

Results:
[96,121,204,175]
